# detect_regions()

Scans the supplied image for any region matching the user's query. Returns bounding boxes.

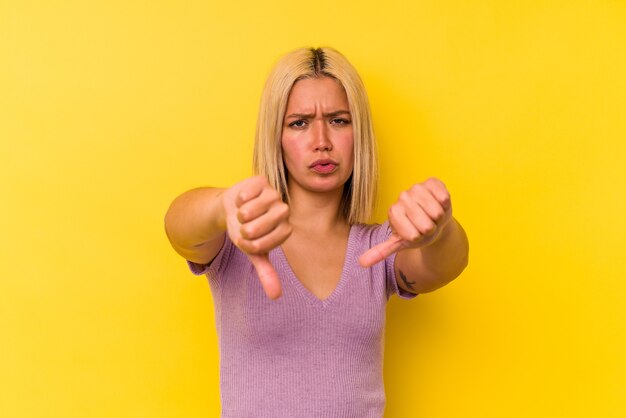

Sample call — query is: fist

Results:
[359,178,453,267]
[222,176,292,299]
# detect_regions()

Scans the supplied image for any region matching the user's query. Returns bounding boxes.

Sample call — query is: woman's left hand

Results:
[359,177,453,267]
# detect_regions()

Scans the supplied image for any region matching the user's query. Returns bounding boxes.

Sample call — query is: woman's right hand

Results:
[222,176,292,300]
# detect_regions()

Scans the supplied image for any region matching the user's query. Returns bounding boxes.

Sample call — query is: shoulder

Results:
[187,233,249,278]
[350,221,392,248]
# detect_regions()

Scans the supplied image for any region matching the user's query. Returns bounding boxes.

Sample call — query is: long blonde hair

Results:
[253,47,378,224]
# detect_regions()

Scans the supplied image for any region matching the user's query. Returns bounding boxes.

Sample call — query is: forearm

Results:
[396,217,469,293]
[164,187,227,263]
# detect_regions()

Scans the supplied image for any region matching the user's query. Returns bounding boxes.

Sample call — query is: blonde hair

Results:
[253,47,378,224]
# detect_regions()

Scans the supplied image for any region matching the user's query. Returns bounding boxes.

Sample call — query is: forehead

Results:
[285,76,349,111]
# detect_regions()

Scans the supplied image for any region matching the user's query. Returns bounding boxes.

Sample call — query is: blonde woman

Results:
[165,47,469,417]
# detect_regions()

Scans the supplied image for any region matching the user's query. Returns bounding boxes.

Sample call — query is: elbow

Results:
[451,235,470,280]
[439,217,469,284]
[451,250,469,282]
[438,238,470,288]
[164,209,181,249]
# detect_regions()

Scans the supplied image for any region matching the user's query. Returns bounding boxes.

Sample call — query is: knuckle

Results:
[426,177,442,187]
[247,240,261,253]
[267,184,279,196]
[238,209,249,222]
[240,225,252,239]
[266,191,281,205]
[265,187,277,199]
[236,239,251,253]
[407,231,421,242]
[422,222,436,235]
[432,208,445,222]
[278,202,290,218]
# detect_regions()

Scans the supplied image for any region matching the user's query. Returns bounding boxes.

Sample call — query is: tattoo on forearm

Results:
[399,270,416,291]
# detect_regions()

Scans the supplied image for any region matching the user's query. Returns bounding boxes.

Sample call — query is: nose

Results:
[312,121,332,151]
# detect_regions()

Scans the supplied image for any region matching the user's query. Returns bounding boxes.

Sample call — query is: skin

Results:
[278,76,355,300]
[361,177,469,294]
[282,76,354,198]
[164,76,469,299]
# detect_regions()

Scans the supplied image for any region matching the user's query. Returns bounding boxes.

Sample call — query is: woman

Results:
[165,47,469,417]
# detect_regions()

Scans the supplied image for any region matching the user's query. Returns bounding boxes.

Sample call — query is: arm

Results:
[164,176,292,299]
[359,178,469,294]
[164,187,227,265]
[395,217,468,294]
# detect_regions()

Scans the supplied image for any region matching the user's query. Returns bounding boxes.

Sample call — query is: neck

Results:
[287,186,348,233]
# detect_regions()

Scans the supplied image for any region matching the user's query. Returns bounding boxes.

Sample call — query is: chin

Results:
[288,171,352,195]
[307,178,348,193]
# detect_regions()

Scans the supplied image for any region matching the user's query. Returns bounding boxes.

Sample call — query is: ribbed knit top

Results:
[189,221,416,417]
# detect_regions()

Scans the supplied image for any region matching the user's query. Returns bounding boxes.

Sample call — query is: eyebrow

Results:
[285,110,351,119]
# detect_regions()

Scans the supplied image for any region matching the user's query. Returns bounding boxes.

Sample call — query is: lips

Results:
[309,159,338,174]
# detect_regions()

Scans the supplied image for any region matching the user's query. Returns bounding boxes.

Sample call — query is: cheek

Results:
[346,142,355,174]
[280,135,292,160]
[344,135,355,163]
[280,139,302,169]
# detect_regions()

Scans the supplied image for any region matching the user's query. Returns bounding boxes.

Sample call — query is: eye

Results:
[331,118,351,125]
[288,119,307,128]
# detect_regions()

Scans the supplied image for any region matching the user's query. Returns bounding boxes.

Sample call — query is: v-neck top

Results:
[188,221,416,418]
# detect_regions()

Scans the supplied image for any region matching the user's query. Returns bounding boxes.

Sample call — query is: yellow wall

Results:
[1,1,624,417]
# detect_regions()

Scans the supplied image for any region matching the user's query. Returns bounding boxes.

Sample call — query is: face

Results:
[281,76,354,197]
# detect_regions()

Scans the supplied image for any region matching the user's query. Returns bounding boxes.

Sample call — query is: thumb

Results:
[248,253,282,300]
[359,236,405,268]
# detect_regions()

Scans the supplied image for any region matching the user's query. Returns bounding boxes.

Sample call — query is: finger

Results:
[236,221,293,255]
[238,187,284,224]
[423,178,451,211]
[388,202,422,242]
[235,176,267,208]
[404,202,438,237]
[401,188,440,234]
[248,254,282,300]
[407,185,448,225]
[359,236,405,268]
[240,201,290,240]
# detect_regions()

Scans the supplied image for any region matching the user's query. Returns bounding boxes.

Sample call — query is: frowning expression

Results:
[281,76,354,196]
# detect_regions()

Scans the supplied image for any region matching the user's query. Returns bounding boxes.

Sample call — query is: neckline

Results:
[276,224,356,308]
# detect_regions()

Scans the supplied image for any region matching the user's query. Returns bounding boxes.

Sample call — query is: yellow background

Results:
[1,1,624,417]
